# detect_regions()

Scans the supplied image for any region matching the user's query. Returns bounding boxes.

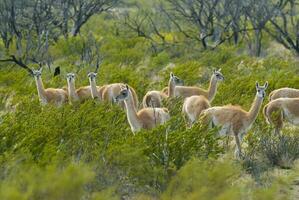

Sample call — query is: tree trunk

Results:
[202,38,207,50]
[71,24,80,37]
[254,29,262,57]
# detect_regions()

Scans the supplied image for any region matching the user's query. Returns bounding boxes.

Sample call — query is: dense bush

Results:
[0,8,299,200]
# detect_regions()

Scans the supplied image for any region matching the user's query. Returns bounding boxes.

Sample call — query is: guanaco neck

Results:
[124,91,142,133]
[247,94,264,124]
[67,79,79,101]
[168,79,175,97]
[35,76,46,101]
[207,76,218,102]
[89,78,100,100]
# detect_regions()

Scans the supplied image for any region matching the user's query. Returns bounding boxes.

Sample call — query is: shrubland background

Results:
[0,0,299,199]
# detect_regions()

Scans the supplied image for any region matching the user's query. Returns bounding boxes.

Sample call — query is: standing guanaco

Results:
[182,69,224,125]
[263,97,299,134]
[66,73,92,103]
[33,68,68,106]
[174,69,224,100]
[87,72,105,100]
[142,72,184,108]
[115,85,170,133]
[269,88,299,101]
[201,82,268,157]
[101,83,139,109]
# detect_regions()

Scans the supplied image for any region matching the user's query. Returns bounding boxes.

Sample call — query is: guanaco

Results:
[183,95,211,126]
[269,87,299,101]
[182,69,225,125]
[102,83,139,109]
[142,72,184,108]
[174,69,224,100]
[87,72,105,100]
[33,68,68,106]
[115,85,170,133]
[201,82,268,157]
[66,73,92,103]
[263,97,299,135]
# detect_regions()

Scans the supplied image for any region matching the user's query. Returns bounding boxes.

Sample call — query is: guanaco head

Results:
[256,81,268,98]
[170,72,184,86]
[114,85,130,103]
[213,69,224,81]
[66,73,75,83]
[32,68,43,78]
[87,72,97,81]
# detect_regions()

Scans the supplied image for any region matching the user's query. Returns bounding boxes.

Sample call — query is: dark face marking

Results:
[214,71,224,81]
[170,73,184,86]
[88,72,97,80]
[256,82,268,98]
[67,73,75,81]
[115,88,129,102]
[33,70,42,77]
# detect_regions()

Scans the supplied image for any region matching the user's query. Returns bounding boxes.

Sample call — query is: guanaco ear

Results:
[125,84,129,90]
[264,81,269,89]
[255,81,259,88]
[170,72,174,77]
[218,68,222,72]
[213,69,216,73]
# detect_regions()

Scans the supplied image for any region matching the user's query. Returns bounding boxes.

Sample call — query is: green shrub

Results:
[0,160,94,200]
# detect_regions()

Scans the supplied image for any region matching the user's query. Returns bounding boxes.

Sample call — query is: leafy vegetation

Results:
[0,0,299,199]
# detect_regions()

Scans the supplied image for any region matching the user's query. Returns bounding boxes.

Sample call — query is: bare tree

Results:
[0,1,14,49]
[119,4,171,53]
[68,0,120,36]
[264,0,299,54]
[81,32,103,69]
[160,0,224,49]
[0,55,34,75]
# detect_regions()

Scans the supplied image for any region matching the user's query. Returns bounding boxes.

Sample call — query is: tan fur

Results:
[116,86,170,133]
[162,87,168,95]
[137,108,170,130]
[34,73,68,106]
[42,88,68,106]
[181,70,223,125]
[269,87,299,101]
[143,73,183,108]
[201,82,268,157]
[75,86,93,101]
[88,86,104,100]
[182,95,210,126]
[174,70,223,101]
[66,78,91,103]
[175,86,208,98]
[102,83,139,108]
[142,91,167,108]
[88,72,105,100]
[98,85,106,99]
[263,98,299,134]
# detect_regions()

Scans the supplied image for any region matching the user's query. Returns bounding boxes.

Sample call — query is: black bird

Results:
[54,66,60,77]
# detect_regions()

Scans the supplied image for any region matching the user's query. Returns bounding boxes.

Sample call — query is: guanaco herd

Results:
[32,67,299,157]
